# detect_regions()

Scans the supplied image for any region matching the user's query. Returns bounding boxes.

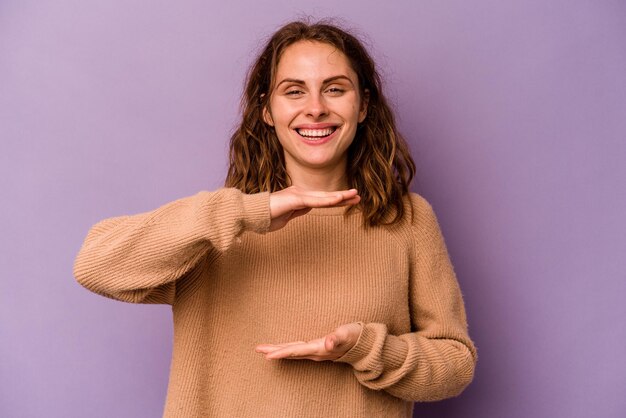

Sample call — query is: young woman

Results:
[74,20,477,417]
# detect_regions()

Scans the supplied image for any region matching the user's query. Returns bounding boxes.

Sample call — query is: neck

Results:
[285,161,349,192]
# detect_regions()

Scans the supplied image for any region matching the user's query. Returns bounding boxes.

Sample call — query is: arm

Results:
[254,196,476,401]
[73,188,271,304]
[333,196,477,401]
[73,187,360,305]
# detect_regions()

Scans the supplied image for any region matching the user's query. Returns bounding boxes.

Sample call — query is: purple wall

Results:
[2,1,625,417]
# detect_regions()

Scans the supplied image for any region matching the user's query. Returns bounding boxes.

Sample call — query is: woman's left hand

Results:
[255,323,362,361]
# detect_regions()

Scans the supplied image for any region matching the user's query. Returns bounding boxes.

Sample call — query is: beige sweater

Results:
[74,188,476,417]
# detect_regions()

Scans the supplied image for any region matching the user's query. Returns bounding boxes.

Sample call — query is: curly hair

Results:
[225,20,416,226]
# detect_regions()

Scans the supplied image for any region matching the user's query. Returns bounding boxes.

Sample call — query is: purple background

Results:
[1,1,625,417]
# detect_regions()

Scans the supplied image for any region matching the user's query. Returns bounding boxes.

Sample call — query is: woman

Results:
[74,20,477,417]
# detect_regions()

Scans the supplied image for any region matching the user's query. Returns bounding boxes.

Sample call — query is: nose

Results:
[305,92,329,119]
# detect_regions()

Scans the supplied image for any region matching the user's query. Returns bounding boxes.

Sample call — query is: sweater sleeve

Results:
[73,188,271,305]
[334,195,477,401]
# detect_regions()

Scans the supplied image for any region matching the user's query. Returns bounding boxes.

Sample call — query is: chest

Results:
[203,220,413,337]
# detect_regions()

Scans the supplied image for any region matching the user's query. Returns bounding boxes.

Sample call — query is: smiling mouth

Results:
[295,127,338,140]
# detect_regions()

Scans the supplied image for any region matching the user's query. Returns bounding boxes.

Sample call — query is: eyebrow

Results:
[275,75,355,89]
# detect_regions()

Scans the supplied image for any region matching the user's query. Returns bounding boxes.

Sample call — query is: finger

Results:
[255,346,283,354]
[265,343,314,358]
[298,189,358,201]
[297,194,346,208]
[265,350,337,362]
[264,341,321,359]
[298,192,360,209]
[255,341,307,353]
[266,349,316,360]
[297,189,358,199]
[270,189,359,221]
[272,355,328,362]
[332,195,361,207]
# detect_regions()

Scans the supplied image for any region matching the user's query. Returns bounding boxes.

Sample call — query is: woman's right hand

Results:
[268,187,360,232]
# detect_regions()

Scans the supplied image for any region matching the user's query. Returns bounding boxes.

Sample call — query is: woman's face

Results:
[264,41,368,179]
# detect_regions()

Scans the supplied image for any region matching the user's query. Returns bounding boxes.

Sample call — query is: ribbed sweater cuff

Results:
[333,322,408,372]
[241,191,271,234]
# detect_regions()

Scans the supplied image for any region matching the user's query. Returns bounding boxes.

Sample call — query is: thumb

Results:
[325,334,338,352]
[289,207,313,220]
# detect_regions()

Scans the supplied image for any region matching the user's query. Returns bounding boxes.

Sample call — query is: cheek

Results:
[273,125,295,150]
[339,99,362,122]
[270,101,299,127]
[343,126,358,146]
[352,105,361,120]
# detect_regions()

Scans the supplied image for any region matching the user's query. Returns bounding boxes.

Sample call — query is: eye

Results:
[325,87,345,96]
[285,89,304,97]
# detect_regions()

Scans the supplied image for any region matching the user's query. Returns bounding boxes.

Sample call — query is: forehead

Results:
[275,41,356,81]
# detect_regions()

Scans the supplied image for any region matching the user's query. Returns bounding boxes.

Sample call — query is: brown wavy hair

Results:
[225,20,416,226]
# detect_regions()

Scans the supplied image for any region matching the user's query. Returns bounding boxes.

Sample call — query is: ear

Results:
[261,94,274,126]
[358,89,369,123]
[263,107,274,126]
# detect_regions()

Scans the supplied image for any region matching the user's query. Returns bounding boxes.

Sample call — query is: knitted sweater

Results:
[73,188,477,417]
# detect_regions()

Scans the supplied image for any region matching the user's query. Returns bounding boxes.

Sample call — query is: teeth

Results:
[296,127,336,138]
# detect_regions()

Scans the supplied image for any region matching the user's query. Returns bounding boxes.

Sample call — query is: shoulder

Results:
[401,192,438,228]
[377,193,440,246]
[405,192,433,213]
[392,193,450,249]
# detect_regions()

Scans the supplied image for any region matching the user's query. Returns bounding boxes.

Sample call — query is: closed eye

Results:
[285,89,305,96]
[325,87,345,95]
